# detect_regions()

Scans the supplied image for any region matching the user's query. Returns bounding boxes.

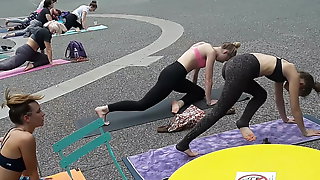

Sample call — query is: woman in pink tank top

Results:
[95,42,241,125]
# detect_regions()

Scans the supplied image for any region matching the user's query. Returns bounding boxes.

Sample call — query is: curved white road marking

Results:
[0,14,184,119]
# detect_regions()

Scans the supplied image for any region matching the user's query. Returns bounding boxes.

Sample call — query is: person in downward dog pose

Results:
[95,42,241,125]
[0,89,48,180]
[176,53,320,157]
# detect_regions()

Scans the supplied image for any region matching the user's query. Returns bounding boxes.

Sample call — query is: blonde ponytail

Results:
[2,88,43,108]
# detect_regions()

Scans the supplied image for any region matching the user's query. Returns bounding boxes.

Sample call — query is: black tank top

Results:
[0,128,26,172]
[30,27,52,50]
[265,57,287,82]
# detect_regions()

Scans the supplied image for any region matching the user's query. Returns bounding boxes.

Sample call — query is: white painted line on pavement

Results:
[0,14,184,119]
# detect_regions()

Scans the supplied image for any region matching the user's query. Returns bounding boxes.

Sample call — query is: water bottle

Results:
[74,47,79,58]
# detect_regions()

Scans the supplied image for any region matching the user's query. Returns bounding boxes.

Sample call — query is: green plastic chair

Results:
[52,118,128,180]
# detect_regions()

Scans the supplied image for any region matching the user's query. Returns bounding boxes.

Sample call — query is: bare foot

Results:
[95,105,110,125]
[239,127,256,141]
[171,100,184,114]
[24,63,34,71]
[183,149,199,157]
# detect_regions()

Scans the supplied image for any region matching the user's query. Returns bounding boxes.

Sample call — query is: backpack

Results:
[65,41,88,62]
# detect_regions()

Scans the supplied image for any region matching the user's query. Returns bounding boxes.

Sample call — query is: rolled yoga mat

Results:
[122,115,320,180]
[75,87,250,137]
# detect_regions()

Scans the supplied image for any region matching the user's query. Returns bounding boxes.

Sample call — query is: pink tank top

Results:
[193,48,206,68]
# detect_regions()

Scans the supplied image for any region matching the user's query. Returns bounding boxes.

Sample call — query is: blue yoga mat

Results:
[0,28,8,33]
[54,25,108,36]
[123,115,320,180]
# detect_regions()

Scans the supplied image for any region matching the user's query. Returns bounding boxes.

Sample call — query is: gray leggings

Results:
[0,44,49,71]
[14,19,42,37]
[176,53,267,151]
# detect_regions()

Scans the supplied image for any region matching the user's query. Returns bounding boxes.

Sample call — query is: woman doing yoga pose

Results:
[176,53,320,157]
[64,1,97,31]
[0,21,66,71]
[95,42,241,125]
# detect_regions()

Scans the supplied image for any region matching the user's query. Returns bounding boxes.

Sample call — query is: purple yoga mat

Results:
[125,117,320,180]
[0,59,70,80]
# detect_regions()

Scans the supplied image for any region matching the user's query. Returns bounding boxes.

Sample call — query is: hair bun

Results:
[92,0,97,3]
[233,42,241,48]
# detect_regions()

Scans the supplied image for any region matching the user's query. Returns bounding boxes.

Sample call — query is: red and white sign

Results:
[235,172,276,180]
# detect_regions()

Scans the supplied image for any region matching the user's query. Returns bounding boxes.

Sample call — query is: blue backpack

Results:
[65,41,87,60]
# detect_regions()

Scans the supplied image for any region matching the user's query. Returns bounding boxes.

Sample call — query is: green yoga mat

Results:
[54,25,108,36]
[0,54,10,60]
[75,87,250,137]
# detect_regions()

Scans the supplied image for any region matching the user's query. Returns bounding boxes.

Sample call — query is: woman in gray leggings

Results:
[0,21,66,71]
[177,53,320,157]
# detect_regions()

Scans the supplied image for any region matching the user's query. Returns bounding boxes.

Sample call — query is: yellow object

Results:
[45,169,86,180]
[170,144,320,180]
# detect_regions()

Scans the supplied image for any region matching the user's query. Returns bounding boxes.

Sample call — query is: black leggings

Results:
[176,54,267,151]
[64,14,83,30]
[108,61,205,112]
[0,44,49,71]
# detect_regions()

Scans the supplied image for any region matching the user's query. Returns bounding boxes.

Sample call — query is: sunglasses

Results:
[1,46,12,51]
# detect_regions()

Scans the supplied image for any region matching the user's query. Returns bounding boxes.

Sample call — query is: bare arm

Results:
[20,134,40,180]
[285,65,307,135]
[44,41,53,64]
[274,82,288,122]
[204,50,216,105]
[81,11,88,29]
[193,68,200,84]
[45,13,52,22]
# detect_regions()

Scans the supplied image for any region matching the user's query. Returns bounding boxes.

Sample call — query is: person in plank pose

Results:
[176,53,320,157]
[95,42,241,125]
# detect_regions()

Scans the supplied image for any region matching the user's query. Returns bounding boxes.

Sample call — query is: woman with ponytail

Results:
[95,42,241,125]
[177,53,320,157]
[0,20,66,71]
[0,89,48,180]
[64,1,98,31]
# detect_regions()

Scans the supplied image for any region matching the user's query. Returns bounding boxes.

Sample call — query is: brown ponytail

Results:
[299,71,319,97]
[221,42,241,57]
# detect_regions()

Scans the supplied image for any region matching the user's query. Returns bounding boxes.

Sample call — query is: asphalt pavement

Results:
[0,0,319,179]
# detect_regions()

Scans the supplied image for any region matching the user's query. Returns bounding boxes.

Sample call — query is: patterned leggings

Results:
[176,54,267,151]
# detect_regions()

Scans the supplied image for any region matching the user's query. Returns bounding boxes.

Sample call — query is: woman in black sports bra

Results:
[177,53,320,157]
[0,89,47,180]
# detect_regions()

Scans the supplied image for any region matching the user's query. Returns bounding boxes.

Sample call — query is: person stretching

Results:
[176,53,320,157]
[64,1,97,31]
[0,21,66,71]
[95,42,241,125]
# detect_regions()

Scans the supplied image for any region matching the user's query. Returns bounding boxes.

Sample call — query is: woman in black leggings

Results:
[176,53,320,156]
[0,21,66,71]
[95,42,241,125]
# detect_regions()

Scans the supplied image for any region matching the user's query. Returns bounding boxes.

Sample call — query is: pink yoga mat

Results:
[0,59,70,80]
